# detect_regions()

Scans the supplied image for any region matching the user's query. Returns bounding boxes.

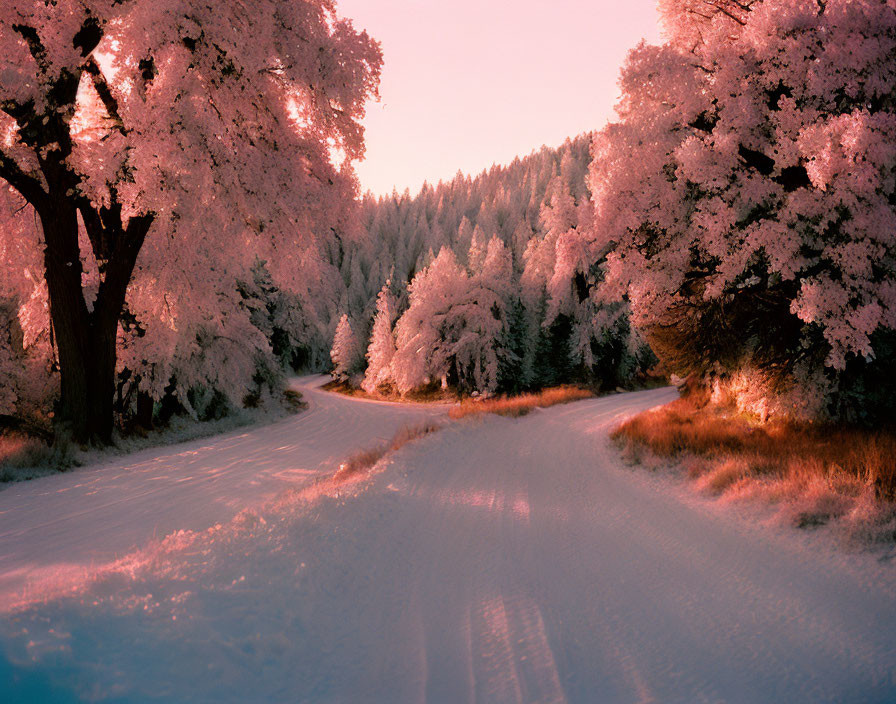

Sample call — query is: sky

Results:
[337,0,663,196]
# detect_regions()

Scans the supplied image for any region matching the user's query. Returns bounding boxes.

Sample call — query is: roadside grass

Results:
[323,379,460,404]
[333,420,443,483]
[0,431,75,483]
[448,386,594,420]
[612,395,896,543]
[323,379,594,418]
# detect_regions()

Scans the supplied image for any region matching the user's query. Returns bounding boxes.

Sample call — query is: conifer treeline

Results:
[333,135,654,395]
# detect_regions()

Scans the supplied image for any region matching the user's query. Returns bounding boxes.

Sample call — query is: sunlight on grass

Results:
[448,387,594,420]
[613,395,896,542]
[333,421,442,483]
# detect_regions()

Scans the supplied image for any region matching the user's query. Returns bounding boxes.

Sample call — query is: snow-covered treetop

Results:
[1,0,382,276]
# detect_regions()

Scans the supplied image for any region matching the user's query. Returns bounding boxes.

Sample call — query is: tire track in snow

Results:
[2,385,895,703]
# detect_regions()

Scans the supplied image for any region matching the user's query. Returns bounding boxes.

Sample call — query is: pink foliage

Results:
[0,1,382,423]
[577,0,896,379]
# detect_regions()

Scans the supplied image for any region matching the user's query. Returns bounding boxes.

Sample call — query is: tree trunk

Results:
[1,20,151,445]
[87,310,119,444]
[38,201,121,444]
[135,391,155,430]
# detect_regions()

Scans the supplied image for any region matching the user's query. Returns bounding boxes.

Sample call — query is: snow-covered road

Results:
[1,379,894,702]
[0,376,445,609]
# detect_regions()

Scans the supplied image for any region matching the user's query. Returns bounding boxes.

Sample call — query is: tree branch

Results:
[0,147,46,207]
[699,1,747,26]
[93,212,154,329]
[84,58,128,135]
[11,23,50,74]
[76,197,109,268]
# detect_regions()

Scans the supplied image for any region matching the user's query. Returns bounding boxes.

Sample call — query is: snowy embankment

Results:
[1,379,895,703]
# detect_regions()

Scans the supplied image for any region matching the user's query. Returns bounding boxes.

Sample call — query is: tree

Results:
[0,0,381,442]
[391,243,512,396]
[391,248,467,394]
[362,283,397,393]
[330,313,363,383]
[576,0,896,418]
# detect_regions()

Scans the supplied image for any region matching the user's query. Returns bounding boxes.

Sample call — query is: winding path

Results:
[1,379,894,703]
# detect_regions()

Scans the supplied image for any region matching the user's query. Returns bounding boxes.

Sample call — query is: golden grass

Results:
[323,380,460,404]
[613,395,896,540]
[332,420,442,483]
[448,386,594,420]
[0,430,74,482]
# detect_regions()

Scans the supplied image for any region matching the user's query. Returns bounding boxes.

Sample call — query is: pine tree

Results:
[330,314,362,384]
[362,285,397,394]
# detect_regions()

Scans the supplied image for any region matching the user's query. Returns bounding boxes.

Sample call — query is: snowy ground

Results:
[1,378,894,702]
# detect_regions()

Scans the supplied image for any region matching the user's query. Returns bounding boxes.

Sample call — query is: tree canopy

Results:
[0,0,381,440]
[565,0,896,419]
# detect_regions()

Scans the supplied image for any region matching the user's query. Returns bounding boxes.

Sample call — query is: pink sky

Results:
[337,0,663,196]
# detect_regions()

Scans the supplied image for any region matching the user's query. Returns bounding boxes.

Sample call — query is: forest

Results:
[4,0,895,455]
[1,2,895,702]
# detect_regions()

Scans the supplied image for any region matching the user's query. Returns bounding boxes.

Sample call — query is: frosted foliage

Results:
[362,284,396,393]
[391,246,509,395]
[658,0,756,48]
[581,0,896,373]
[0,187,55,422]
[330,314,361,383]
[0,189,46,346]
[0,0,381,422]
[2,0,380,248]
[538,171,638,374]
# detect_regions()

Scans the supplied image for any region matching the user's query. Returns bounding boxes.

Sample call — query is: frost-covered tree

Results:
[345,134,654,395]
[0,0,381,441]
[330,313,363,383]
[573,0,896,419]
[391,248,467,393]
[391,243,513,396]
[361,284,397,393]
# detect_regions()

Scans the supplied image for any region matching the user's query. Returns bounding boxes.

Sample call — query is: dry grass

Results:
[323,379,460,404]
[332,420,442,483]
[613,395,896,542]
[449,386,594,420]
[0,431,75,483]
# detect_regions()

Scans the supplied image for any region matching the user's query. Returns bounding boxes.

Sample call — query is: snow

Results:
[1,378,895,702]
[0,376,445,610]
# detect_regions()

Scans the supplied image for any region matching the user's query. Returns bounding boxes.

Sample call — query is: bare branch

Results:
[0,147,46,207]
[698,1,747,25]
[84,58,128,135]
